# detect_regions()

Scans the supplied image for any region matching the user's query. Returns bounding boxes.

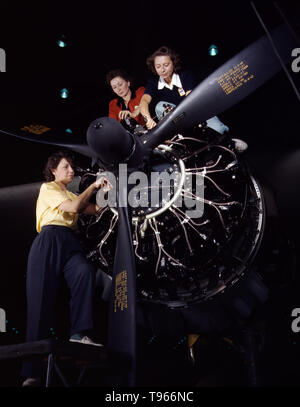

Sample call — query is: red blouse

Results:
[108,86,146,126]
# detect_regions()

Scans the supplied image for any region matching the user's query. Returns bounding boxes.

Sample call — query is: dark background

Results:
[0,0,300,387]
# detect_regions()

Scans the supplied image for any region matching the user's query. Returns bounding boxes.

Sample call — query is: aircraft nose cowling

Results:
[86,117,134,167]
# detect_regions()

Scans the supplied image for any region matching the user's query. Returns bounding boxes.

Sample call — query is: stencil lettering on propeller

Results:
[21,124,51,135]
[114,271,128,312]
[217,61,254,95]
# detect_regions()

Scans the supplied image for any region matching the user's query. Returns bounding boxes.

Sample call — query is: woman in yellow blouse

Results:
[22,151,112,386]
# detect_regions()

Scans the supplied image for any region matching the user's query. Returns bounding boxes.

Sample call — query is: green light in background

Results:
[208,44,219,56]
[65,128,72,134]
[60,88,69,99]
[57,35,67,48]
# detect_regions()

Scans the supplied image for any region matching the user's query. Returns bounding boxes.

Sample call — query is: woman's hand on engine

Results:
[118,110,131,120]
[94,177,113,192]
[144,116,157,130]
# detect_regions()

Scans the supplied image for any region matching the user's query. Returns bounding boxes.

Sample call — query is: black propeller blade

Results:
[0,128,95,159]
[139,22,300,151]
[106,175,137,386]
[86,119,139,385]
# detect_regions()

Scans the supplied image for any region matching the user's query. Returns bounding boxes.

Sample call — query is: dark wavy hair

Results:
[146,46,182,75]
[43,151,74,182]
[106,69,134,88]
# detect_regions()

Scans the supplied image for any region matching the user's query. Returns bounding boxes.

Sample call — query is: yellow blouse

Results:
[36,181,79,233]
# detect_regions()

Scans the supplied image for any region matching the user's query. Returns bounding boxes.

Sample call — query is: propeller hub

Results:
[87,117,135,167]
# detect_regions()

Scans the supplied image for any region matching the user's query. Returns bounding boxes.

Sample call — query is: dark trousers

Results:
[22,225,95,378]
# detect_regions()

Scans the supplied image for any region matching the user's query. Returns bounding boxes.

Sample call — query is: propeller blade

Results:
[107,172,137,386]
[0,128,95,158]
[140,22,300,150]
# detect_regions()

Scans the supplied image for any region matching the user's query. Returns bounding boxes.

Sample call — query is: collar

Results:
[116,89,136,108]
[158,73,182,90]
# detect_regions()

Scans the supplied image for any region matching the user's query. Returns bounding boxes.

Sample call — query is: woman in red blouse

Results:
[106,69,145,126]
